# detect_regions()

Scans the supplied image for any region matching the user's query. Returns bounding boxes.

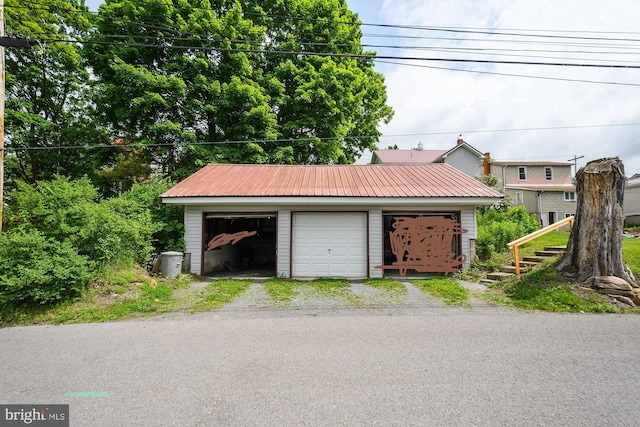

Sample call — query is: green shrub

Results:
[476,205,539,259]
[117,176,185,253]
[0,229,95,305]
[6,176,156,265]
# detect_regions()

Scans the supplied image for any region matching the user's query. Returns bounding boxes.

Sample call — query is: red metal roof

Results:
[161,164,503,199]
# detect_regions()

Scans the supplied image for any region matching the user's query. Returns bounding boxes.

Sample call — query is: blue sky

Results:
[84,0,640,175]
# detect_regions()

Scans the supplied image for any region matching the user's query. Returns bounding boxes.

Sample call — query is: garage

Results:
[161,164,504,278]
[292,212,368,278]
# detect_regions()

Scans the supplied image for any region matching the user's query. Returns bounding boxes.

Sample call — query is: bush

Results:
[0,229,95,305]
[117,176,185,253]
[476,205,539,259]
[6,176,156,265]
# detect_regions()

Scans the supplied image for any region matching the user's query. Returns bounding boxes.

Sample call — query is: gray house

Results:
[371,138,486,177]
[489,161,576,227]
[161,164,502,278]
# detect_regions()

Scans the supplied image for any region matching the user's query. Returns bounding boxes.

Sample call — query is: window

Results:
[515,191,523,205]
[518,166,527,180]
[565,213,574,219]
[545,167,553,181]
[564,192,576,201]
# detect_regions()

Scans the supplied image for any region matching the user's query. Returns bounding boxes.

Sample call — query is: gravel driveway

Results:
[160,277,505,320]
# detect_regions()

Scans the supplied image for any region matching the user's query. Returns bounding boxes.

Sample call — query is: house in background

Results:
[624,174,640,226]
[161,164,502,278]
[371,137,486,177]
[488,160,576,227]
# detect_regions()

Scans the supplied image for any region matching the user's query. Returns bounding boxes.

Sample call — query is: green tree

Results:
[86,0,393,177]
[4,0,109,186]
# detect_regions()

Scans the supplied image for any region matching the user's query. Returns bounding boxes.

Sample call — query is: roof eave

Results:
[162,196,503,207]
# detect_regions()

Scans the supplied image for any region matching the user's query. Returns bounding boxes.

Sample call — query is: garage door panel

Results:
[292,212,367,278]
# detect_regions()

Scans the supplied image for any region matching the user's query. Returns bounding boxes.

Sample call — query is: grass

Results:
[191,278,253,312]
[500,268,617,313]
[362,278,408,295]
[623,236,640,277]
[478,230,640,313]
[410,277,471,308]
[265,277,360,304]
[263,277,304,303]
[2,229,639,325]
[0,266,194,326]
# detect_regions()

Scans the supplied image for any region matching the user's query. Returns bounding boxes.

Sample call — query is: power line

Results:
[35,38,640,69]
[9,0,640,46]
[7,122,640,152]
[376,60,640,87]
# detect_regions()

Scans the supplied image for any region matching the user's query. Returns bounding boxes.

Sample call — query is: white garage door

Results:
[292,212,368,278]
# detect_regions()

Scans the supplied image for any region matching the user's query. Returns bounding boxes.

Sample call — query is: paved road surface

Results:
[2,307,640,426]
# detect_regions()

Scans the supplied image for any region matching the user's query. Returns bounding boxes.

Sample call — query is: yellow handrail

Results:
[507,215,574,275]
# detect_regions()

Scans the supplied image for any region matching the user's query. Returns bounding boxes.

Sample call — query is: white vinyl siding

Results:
[444,149,482,177]
[277,211,291,278]
[183,205,204,275]
[368,210,383,278]
[460,207,476,269]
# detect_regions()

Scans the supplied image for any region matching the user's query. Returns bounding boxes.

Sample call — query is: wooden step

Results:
[501,265,532,274]
[512,260,540,267]
[487,271,515,281]
[544,245,567,251]
[523,256,548,263]
[534,250,565,257]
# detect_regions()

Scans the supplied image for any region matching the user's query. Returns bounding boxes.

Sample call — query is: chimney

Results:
[484,152,491,176]
[417,141,423,150]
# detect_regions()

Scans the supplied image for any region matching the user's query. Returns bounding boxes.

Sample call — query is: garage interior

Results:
[203,213,277,277]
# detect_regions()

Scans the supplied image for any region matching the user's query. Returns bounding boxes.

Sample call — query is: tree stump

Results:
[555,157,637,287]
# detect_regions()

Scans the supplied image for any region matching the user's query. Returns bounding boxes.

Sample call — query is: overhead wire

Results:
[7,122,640,152]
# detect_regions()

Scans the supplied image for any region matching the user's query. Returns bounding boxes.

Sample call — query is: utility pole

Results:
[567,155,584,177]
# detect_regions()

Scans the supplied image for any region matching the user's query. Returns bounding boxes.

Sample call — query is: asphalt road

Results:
[2,308,640,426]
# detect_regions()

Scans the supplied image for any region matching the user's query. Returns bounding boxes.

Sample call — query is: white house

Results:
[370,138,486,177]
[161,164,502,278]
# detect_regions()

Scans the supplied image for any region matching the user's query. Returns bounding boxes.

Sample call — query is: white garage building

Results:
[161,164,502,278]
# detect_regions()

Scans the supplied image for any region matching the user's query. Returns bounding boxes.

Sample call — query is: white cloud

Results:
[351,0,640,175]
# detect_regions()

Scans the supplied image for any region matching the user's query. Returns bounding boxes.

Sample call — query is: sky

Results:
[84,0,640,175]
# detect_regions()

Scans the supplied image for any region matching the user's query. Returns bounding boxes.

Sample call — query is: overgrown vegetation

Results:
[0,176,183,311]
[0,266,192,326]
[476,205,540,259]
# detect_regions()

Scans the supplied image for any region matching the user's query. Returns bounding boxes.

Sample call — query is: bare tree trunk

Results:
[556,157,637,286]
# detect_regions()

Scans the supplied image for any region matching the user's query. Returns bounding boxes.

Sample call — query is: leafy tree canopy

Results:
[86,0,393,178]
[4,0,109,187]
